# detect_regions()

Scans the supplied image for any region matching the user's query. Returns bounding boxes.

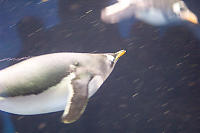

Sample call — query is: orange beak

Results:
[115,50,126,62]
[181,10,199,24]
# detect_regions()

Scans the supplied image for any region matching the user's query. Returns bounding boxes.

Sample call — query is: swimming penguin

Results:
[0,50,126,123]
[101,0,198,25]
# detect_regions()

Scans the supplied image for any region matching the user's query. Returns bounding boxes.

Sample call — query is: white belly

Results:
[135,8,168,26]
[0,77,72,115]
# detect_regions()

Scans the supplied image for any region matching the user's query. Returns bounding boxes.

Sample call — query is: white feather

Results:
[135,8,168,26]
[88,75,104,98]
[0,73,76,115]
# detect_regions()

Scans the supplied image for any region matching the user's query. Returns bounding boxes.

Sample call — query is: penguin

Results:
[0,50,126,123]
[101,0,198,25]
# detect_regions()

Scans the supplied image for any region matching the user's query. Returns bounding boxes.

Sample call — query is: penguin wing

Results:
[101,0,136,23]
[61,73,105,123]
[61,73,91,123]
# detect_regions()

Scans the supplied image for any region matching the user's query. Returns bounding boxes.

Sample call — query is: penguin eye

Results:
[172,1,187,15]
[105,54,115,62]
[74,61,80,66]
[110,60,114,67]
[180,7,186,12]
[104,54,115,68]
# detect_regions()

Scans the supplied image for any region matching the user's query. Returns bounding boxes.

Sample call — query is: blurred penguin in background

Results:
[101,0,199,38]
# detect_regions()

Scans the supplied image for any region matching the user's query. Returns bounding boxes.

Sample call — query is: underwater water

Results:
[0,0,200,133]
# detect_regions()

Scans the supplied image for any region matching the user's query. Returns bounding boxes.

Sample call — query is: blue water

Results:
[0,0,200,133]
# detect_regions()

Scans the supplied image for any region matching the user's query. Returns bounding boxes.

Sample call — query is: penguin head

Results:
[103,50,126,76]
[71,50,126,81]
[105,50,126,67]
[172,1,198,24]
[68,50,126,98]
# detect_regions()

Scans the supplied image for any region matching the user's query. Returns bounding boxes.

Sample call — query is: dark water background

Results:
[0,0,200,133]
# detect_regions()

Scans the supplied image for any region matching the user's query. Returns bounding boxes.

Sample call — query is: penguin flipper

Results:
[61,74,89,124]
[101,1,135,24]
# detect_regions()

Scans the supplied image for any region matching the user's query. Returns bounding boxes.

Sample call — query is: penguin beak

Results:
[181,10,198,24]
[114,50,126,62]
